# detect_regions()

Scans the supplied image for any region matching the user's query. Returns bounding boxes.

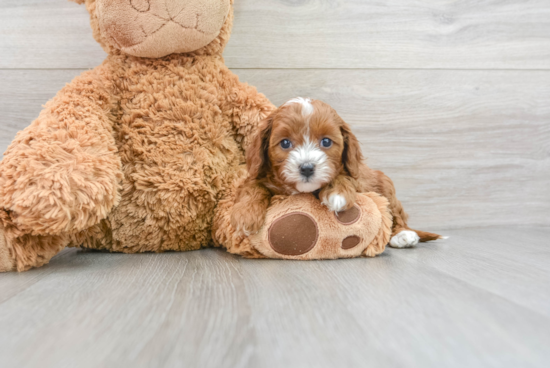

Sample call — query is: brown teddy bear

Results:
[0,0,391,272]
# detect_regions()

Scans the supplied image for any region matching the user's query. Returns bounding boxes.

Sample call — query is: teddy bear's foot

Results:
[247,193,392,260]
[0,224,15,272]
[0,222,70,272]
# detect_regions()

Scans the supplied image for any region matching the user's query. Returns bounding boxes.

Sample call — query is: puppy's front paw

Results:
[230,203,267,236]
[389,230,420,248]
[319,177,357,214]
[323,193,348,213]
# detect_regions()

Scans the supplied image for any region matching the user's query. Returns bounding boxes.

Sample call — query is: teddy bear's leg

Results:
[0,70,121,271]
[0,223,15,272]
[211,168,266,258]
[213,73,275,257]
[0,222,68,272]
[243,192,393,260]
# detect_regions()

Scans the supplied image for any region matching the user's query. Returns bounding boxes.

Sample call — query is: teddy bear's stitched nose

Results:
[131,0,150,12]
[165,0,188,20]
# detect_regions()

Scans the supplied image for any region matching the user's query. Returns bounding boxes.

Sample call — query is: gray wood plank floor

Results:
[0,227,549,368]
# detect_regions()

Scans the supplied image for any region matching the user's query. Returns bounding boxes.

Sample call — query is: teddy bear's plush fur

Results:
[0,0,391,272]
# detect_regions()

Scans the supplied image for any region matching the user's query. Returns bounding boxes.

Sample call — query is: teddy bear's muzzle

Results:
[96,0,231,58]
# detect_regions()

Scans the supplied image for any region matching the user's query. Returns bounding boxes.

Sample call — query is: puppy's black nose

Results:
[300,163,315,178]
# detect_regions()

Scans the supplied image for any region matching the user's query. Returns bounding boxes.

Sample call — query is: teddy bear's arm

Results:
[224,79,276,152]
[0,70,122,237]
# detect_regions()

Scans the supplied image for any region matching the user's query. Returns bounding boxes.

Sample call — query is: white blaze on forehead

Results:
[288,137,325,166]
[284,97,314,118]
[283,136,333,193]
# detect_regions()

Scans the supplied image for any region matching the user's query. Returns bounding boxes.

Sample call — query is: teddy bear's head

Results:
[71,0,234,58]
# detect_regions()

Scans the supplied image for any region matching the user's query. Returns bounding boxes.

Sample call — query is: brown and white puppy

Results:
[231,98,441,247]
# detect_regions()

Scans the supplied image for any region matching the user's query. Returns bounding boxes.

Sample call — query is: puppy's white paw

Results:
[389,230,420,248]
[323,193,347,213]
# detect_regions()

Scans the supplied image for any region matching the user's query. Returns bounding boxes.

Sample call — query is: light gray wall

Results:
[1,0,549,229]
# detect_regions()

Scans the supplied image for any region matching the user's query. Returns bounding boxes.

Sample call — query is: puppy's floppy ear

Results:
[246,115,273,180]
[341,120,364,179]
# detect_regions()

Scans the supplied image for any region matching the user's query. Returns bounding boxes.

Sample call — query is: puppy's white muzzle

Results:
[283,138,332,193]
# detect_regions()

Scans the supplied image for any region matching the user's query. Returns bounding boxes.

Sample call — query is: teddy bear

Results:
[0,0,391,272]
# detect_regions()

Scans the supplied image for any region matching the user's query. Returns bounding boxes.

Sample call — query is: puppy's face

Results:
[247,98,363,194]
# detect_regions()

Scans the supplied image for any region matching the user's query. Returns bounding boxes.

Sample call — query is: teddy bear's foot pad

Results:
[342,235,361,249]
[269,213,318,256]
[335,206,361,225]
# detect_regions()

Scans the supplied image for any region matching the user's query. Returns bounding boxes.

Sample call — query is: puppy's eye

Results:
[280,139,292,149]
[321,138,333,148]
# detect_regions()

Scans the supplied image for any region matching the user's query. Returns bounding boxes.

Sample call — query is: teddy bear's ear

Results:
[68,0,85,4]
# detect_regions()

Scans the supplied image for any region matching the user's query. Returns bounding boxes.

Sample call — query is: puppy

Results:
[231,98,441,248]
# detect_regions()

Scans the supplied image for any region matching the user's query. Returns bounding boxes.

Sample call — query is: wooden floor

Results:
[0,227,549,368]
